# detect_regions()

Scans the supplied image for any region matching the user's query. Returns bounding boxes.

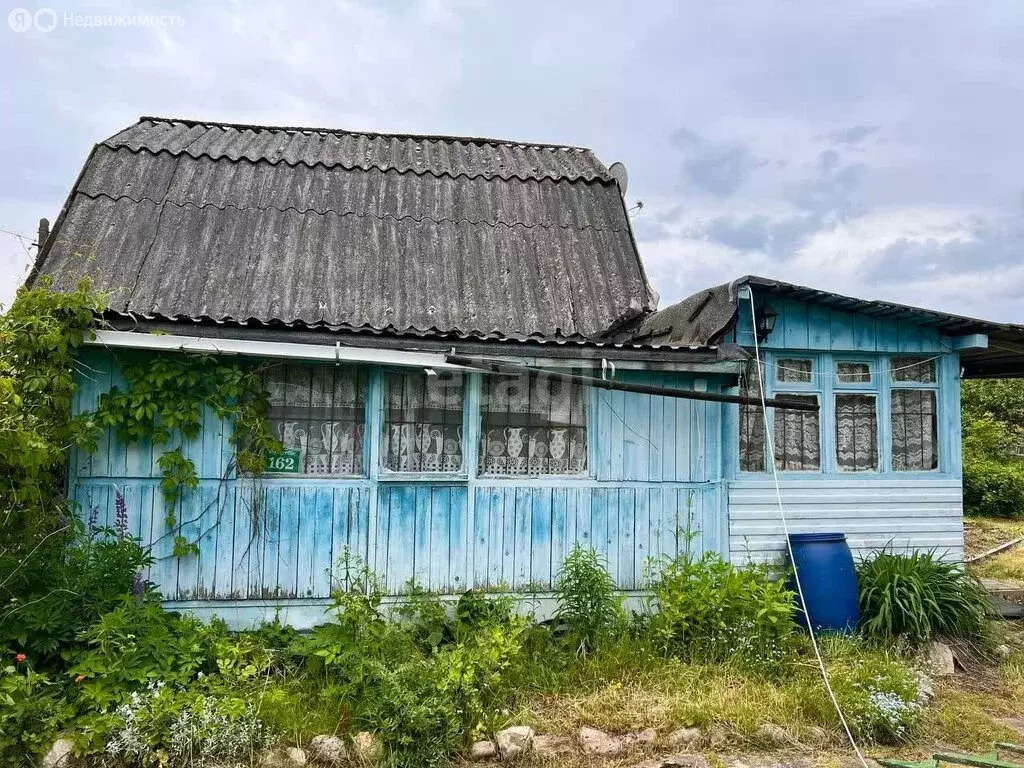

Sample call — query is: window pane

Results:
[384,371,465,472]
[773,394,820,470]
[265,364,367,475]
[891,389,938,470]
[891,356,936,383]
[776,358,813,383]
[739,360,766,471]
[479,372,587,475]
[836,361,872,384]
[835,394,878,471]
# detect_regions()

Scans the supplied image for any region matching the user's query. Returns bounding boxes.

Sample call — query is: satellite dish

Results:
[608,161,628,196]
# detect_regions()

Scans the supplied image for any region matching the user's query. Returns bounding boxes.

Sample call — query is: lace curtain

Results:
[479,373,587,475]
[835,394,878,471]
[773,394,820,470]
[265,364,367,475]
[739,360,766,472]
[891,389,938,470]
[384,371,465,472]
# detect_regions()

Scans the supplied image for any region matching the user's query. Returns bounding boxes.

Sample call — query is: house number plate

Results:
[266,449,302,473]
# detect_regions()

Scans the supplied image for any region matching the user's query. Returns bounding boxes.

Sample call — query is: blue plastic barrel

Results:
[786,532,859,633]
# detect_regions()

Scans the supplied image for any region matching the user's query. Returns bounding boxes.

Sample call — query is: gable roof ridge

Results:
[129,115,595,153]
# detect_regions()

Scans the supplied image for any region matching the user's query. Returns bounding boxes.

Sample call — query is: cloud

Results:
[824,124,880,146]
[670,127,760,198]
[2,0,1023,325]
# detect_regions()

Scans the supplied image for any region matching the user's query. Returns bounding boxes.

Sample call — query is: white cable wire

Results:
[747,288,872,768]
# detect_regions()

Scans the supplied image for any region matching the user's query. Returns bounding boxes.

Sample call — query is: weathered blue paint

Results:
[722,293,966,565]
[71,349,728,623]
[72,286,972,627]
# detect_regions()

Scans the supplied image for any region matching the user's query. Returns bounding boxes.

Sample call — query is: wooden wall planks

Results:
[71,350,728,604]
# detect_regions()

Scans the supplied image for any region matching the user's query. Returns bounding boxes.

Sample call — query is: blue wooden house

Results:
[31,117,1024,627]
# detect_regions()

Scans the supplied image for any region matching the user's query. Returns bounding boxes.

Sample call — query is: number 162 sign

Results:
[266,449,302,473]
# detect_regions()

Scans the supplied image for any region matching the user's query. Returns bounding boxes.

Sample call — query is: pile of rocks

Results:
[260,731,382,766]
[468,724,706,762]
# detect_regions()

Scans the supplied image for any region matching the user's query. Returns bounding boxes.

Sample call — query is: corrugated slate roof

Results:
[103,117,613,182]
[633,275,1024,378]
[33,117,654,339]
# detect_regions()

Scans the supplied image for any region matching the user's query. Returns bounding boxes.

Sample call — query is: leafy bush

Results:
[2,524,151,664]
[857,549,991,643]
[293,556,527,767]
[0,662,75,765]
[104,682,276,767]
[554,544,622,653]
[69,598,224,710]
[650,550,796,670]
[961,399,1024,518]
[964,454,1024,519]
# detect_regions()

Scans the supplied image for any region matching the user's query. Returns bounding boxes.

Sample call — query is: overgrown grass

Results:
[966,517,1024,587]
[520,635,923,748]
[6,539,1022,767]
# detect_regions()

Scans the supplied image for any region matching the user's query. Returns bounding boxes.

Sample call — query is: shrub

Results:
[963,454,1024,519]
[649,550,796,670]
[1,524,151,664]
[0,662,75,765]
[103,682,276,767]
[293,557,527,767]
[554,544,622,652]
[857,549,991,644]
[69,598,224,710]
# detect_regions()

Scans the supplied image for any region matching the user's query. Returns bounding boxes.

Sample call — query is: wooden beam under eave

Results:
[945,333,989,351]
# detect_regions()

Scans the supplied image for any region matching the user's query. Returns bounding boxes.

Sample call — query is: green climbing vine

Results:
[93,352,280,557]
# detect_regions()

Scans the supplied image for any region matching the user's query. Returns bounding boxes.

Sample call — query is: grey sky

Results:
[2,0,1022,321]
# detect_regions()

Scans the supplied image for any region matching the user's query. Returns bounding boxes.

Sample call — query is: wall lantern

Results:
[754,302,778,343]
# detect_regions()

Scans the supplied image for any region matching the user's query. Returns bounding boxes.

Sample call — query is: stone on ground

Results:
[915,671,935,705]
[579,726,625,756]
[308,735,348,765]
[533,734,575,755]
[926,640,956,676]
[352,731,382,763]
[495,726,534,759]
[42,738,77,768]
[261,746,308,767]
[757,722,790,744]
[470,739,497,760]
[626,727,658,746]
[665,727,703,748]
